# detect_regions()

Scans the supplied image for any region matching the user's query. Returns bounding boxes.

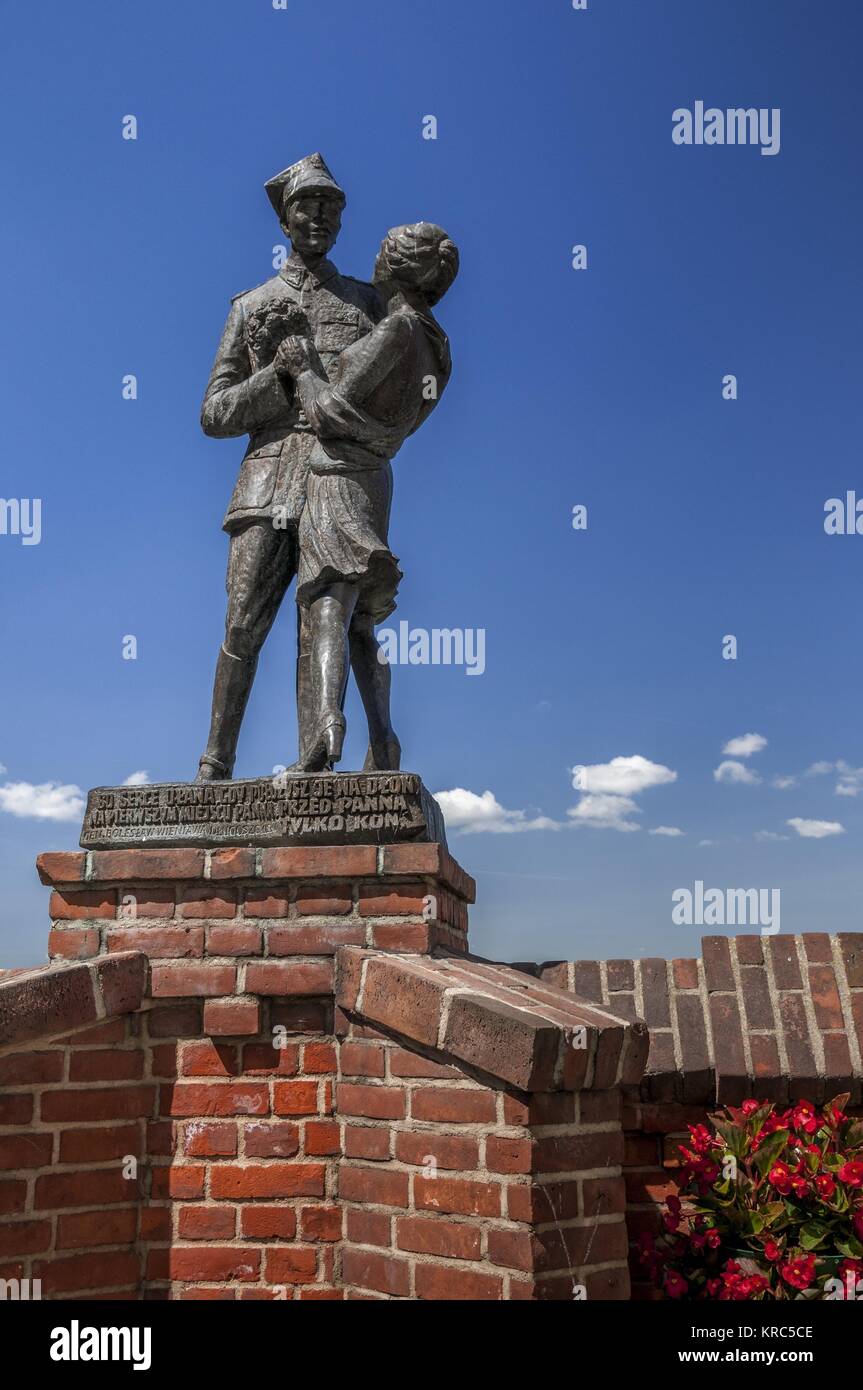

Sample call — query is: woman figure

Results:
[278,222,459,772]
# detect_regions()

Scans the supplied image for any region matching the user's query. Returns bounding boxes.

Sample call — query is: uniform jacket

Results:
[201,254,381,531]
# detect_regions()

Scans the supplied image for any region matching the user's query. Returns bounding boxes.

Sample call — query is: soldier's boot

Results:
[196,639,258,781]
[349,615,401,772]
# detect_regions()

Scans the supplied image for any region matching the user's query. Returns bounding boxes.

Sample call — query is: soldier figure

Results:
[196,153,380,781]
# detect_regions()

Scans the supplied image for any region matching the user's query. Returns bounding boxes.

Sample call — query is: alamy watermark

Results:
[0,497,41,545]
[673,102,780,157]
[376,621,485,676]
[672,880,780,935]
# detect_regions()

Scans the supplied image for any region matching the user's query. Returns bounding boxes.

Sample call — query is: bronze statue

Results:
[196,153,380,781]
[197,158,458,778]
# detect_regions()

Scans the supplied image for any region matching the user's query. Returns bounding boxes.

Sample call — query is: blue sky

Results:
[1,0,862,967]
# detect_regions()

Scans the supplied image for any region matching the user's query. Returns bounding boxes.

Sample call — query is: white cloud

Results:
[567,793,641,832]
[833,762,863,797]
[787,817,845,840]
[0,780,85,822]
[755,829,790,842]
[772,775,797,790]
[568,755,676,833]
[699,838,718,847]
[805,761,834,777]
[723,733,767,758]
[570,755,677,796]
[434,788,560,835]
[649,825,684,837]
[123,770,150,786]
[714,760,761,786]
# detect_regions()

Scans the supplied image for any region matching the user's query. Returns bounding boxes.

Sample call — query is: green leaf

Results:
[752,1130,789,1177]
[799,1221,829,1251]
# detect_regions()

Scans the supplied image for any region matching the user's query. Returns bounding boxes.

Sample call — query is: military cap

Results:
[264,152,346,218]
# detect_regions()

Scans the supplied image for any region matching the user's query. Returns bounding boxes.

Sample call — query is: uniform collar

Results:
[279,252,339,290]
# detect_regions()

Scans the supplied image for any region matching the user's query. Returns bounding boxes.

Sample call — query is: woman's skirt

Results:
[296,458,402,622]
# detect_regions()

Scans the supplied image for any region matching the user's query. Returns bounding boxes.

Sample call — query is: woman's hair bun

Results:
[376,223,459,306]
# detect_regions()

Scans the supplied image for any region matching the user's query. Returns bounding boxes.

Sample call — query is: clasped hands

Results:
[274,335,323,381]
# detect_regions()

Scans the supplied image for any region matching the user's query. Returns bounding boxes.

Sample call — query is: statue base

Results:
[80,771,446,851]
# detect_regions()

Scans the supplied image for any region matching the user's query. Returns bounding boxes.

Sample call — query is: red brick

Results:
[204,998,261,1036]
[303,1042,337,1073]
[69,1049,144,1082]
[182,1120,237,1157]
[261,846,377,878]
[370,922,431,952]
[273,1081,320,1115]
[339,1165,409,1208]
[304,1120,340,1155]
[487,1227,536,1272]
[146,1003,202,1037]
[343,1125,389,1160]
[356,958,444,1047]
[808,964,844,1031]
[295,886,352,915]
[345,1208,391,1247]
[0,1051,64,1085]
[246,961,333,996]
[396,1215,481,1261]
[48,927,100,960]
[50,889,116,920]
[178,1207,237,1240]
[341,1247,409,1297]
[265,1246,318,1284]
[415,1264,502,1300]
[0,1182,26,1216]
[57,1124,140,1165]
[242,1042,298,1075]
[337,1081,405,1120]
[151,964,236,997]
[40,1086,155,1124]
[210,1164,325,1199]
[34,1168,136,1209]
[117,887,175,919]
[359,883,426,917]
[36,850,87,884]
[56,1208,137,1250]
[268,924,365,955]
[486,1135,533,1174]
[301,1204,342,1241]
[244,1122,300,1158]
[206,925,261,956]
[243,889,289,918]
[240,1206,297,1240]
[34,1251,140,1295]
[414,1175,501,1218]
[90,849,205,880]
[164,1081,268,1117]
[394,1131,478,1171]
[107,926,204,958]
[387,1048,460,1080]
[0,1220,52,1257]
[180,1040,239,1076]
[150,1165,205,1200]
[0,1094,32,1125]
[170,1246,260,1282]
[410,1087,496,1125]
[209,848,256,879]
[672,958,699,990]
[179,888,237,919]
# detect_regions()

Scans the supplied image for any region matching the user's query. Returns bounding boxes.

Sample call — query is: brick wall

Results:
[528,933,863,1300]
[5,850,860,1301]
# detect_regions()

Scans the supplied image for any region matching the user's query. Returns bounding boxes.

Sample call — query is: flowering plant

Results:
[639,1094,863,1299]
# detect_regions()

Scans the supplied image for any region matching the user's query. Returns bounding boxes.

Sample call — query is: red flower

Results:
[663,1269,688,1299]
[705,1228,721,1250]
[762,1239,782,1263]
[741,1099,761,1116]
[768,1161,794,1195]
[791,1102,819,1136]
[839,1160,863,1188]
[814,1174,836,1200]
[779,1253,816,1291]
